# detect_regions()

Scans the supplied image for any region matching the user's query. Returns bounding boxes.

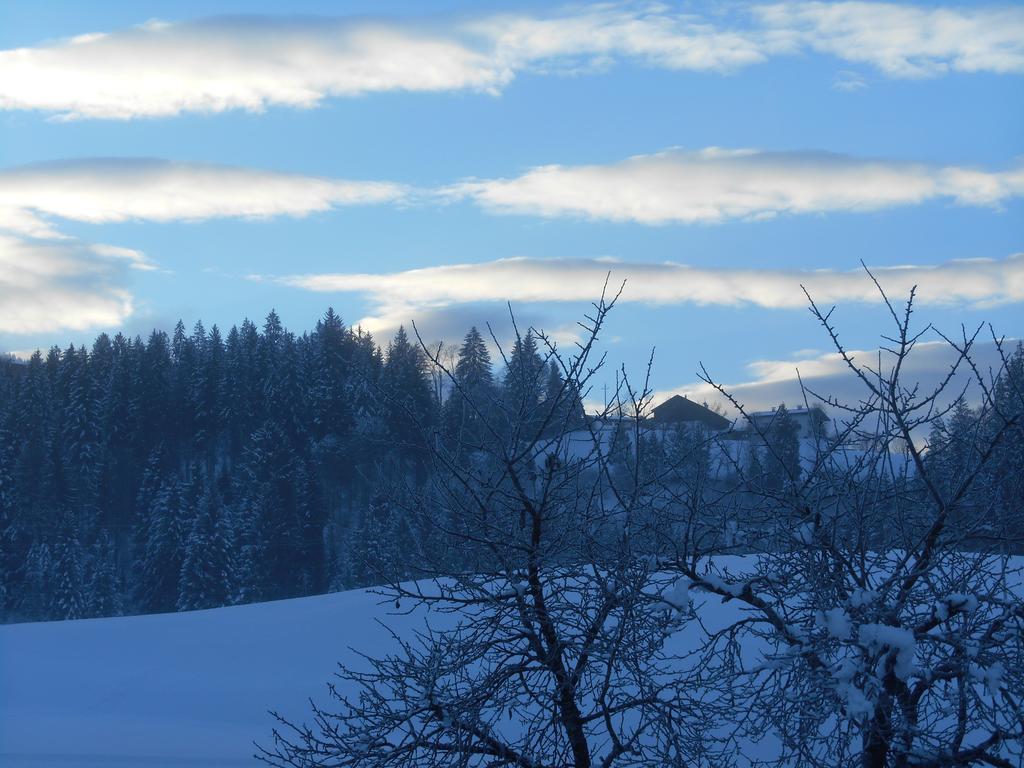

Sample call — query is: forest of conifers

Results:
[0,309,586,622]
[0,307,1020,625]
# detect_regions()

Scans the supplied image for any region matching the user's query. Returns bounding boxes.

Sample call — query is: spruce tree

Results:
[312,308,353,443]
[86,529,122,617]
[178,484,232,611]
[502,330,546,437]
[758,405,801,493]
[0,455,22,621]
[23,541,54,621]
[443,327,495,450]
[136,476,187,613]
[234,423,306,602]
[51,516,85,620]
[381,326,434,456]
[455,327,493,392]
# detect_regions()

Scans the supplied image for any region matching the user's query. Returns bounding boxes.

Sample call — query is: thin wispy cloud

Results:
[0,158,404,335]
[1,3,1021,120]
[754,2,1024,78]
[0,234,135,334]
[658,338,1015,415]
[831,69,867,91]
[448,149,1024,224]
[261,253,1024,334]
[0,158,407,239]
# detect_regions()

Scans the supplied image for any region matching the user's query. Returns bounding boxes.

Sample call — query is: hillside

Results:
[4,560,1021,767]
[0,586,421,767]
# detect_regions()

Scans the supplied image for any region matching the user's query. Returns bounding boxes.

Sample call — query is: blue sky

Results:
[1,1,1021,409]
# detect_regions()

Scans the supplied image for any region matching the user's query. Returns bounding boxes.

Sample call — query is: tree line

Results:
[0,309,582,622]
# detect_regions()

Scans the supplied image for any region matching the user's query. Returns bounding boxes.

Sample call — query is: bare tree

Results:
[259,272,1022,767]
[258,288,726,768]
[663,272,1024,767]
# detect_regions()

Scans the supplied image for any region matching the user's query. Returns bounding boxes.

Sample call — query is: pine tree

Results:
[132,330,173,458]
[170,319,196,450]
[381,326,434,456]
[347,328,386,467]
[234,423,307,602]
[312,308,353,443]
[755,404,801,493]
[136,476,187,613]
[12,351,57,529]
[503,330,546,437]
[267,331,307,450]
[986,343,1024,543]
[455,327,493,392]
[23,541,54,621]
[51,516,85,620]
[444,327,495,449]
[178,484,232,611]
[62,345,101,512]
[0,428,20,620]
[86,529,122,617]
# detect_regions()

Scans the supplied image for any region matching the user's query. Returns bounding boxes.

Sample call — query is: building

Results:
[651,395,731,431]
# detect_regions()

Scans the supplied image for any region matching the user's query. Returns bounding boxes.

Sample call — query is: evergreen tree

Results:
[444,327,494,449]
[86,529,122,618]
[22,541,53,621]
[234,423,308,602]
[753,405,801,493]
[455,326,493,392]
[51,516,85,620]
[985,343,1024,542]
[132,330,173,458]
[14,351,57,530]
[502,330,546,436]
[62,345,102,512]
[178,484,232,611]
[136,476,187,613]
[312,308,353,443]
[0,431,25,621]
[381,326,434,455]
[349,327,384,433]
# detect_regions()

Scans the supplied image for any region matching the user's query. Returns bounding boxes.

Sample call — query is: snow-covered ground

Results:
[3,561,1019,767]
[0,587,424,767]
[0,577,747,767]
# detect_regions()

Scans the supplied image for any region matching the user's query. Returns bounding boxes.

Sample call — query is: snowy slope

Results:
[3,563,1020,767]
[0,587,424,767]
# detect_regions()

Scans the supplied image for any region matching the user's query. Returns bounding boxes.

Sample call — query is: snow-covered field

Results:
[3,562,1020,767]
[0,587,422,767]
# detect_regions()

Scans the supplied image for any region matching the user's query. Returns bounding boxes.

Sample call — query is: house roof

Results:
[651,395,731,430]
[748,405,828,421]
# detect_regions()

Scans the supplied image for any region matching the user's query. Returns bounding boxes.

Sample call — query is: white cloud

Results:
[1,3,1021,120]
[88,243,158,271]
[755,2,1024,78]
[0,17,508,120]
[464,5,770,74]
[446,149,1024,224]
[657,338,1014,416]
[831,69,867,91]
[263,253,1024,335]
[2,150,1020,241]
[0,158,407,237]
[0,234,135,334]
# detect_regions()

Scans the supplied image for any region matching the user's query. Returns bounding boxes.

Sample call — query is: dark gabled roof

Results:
[651,395,731,430]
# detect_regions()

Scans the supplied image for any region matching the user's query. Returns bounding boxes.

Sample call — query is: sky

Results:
[1,1,1021,412]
